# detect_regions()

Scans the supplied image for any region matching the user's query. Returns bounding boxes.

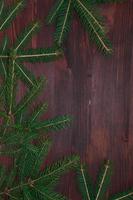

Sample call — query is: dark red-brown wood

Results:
[3,0,133,199]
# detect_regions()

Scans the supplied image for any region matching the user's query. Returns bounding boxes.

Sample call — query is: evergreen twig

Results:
[77,161,133,200]
[47,0,124,54]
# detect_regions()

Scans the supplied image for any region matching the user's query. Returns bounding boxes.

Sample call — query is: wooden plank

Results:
[2,0,133,199]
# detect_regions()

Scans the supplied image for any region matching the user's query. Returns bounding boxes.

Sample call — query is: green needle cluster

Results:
[77,160,133,200]
[47,0,124,54]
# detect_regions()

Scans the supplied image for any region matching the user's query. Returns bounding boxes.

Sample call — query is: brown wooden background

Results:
[4,0,133,199]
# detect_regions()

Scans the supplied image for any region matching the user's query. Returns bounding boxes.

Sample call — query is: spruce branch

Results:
[0,59,7,79]
[0,0,4,18]
[0,115,72,140]
[77,161,133,200]
[17,46,63,62]
[30,115,72,132]
[0,36,9,55]
[54,0,72,45]
[13,77,46,115]
[0,153,79,199]
[47,0,124,54]
[5,59,16,115]
[110,190,133,200]
[33,186,67,200]
[77,164,94,200]
[94,160,112,200]
[31,139,52,175]
[46,0,65,24]
[73,0,112,54]
[15,61,38,87]
[29,102,48,123]
[110,191,133,200]
[0,36,9,79]
[41,155,80,182]
[14,21,41,51]
[0,0,25,31]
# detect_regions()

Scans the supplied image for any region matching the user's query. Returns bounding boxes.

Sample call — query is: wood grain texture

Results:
[3,0,133,199]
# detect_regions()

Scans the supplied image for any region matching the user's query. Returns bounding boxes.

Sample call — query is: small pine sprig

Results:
[77,164,95,200]
[77,160,133,200]
[46,0,124,54]
[17,46,63,63]
[54,0,72,46]
[94,160,112,200]
[0,0,26,31]
[73,0,112,54]
[109,189,133,200]
[0,138,80,199]
[30,115,72,132]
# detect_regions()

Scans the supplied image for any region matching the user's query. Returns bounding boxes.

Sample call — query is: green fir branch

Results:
[0,36,9,79]
[77,164,94,200]
[0,36,9,55]
[30,115,72,132]
[46,0,125,54]
[0,166,6,189]
[54,0,72,45]
[14,21,40,51]
[41,155,80,182]
[94,160,112,200]
[31,139,52,175]
[5,115,72,136]
[0,59,7,79]
[46,0,65,24]
[17,46,63,62]
[77,161,133,200]
[29,102,48,123]
[5,59,16,114]
[73,0,112,54]
[0,0,4,18]
[15,61,38,87]
[0,154,79,199]
[13,77,46,115]
[109,190,133,200]
[33,186,67,200]
[0,0,25,31]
